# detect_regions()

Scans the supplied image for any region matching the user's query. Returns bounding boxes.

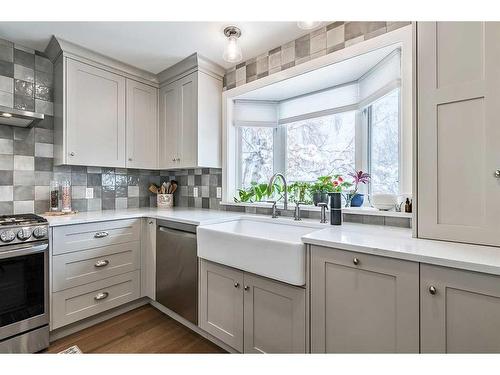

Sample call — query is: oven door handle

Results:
[0,242,49,259]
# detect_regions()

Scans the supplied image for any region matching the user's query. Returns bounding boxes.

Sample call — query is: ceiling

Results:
[235,44,400,101]
[0,22,310,73]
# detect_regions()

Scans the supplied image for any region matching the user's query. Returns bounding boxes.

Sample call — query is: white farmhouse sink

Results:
[197,218,320,285]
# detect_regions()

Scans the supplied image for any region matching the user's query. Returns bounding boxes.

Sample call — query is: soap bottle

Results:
[404,198,411,213]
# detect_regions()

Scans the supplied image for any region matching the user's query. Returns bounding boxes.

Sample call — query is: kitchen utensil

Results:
[149,184,159,194]
[165,182,171,194]
[170,180,178,194]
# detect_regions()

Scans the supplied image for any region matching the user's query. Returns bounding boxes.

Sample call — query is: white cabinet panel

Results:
[421,264,500,353]
[417,22,500,246]
[310,245,419,353]
[158,84,178,169]
[126,79,158,169]
[65,58,126,167]
[158,70,222,169]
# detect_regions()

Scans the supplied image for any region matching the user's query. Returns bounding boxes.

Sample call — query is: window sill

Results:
[220,201,413,219]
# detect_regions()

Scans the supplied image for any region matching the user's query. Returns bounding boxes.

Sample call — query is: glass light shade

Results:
[223,35,242,63]
[297,21,322,30]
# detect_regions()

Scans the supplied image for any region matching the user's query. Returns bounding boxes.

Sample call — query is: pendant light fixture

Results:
[223,26,242,63]
[297,21,322,30]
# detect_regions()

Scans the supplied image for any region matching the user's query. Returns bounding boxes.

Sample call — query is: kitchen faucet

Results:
[266,173,288,217]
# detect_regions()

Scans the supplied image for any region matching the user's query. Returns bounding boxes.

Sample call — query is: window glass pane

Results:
[239,127,274,188]
[285,111,356,182]
[370,89,400,194]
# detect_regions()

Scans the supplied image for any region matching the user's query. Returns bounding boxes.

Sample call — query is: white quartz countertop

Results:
[302,223,500,276]
[43,207,242,227]
[44,208,500,276]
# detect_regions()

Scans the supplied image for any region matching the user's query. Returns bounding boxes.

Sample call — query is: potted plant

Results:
[345,170,371,207]
[288,181,312,205]
[309,176,332,206]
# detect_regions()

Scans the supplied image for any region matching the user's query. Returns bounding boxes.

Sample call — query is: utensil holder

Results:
[157,194,173,209]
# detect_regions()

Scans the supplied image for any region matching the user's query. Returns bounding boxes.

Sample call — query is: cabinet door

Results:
[126,79,158,169]
[199,260,244,352]
[310,245,419,353]
[177,73,197,168]
[243,273,306,353]
[66,58,126,167]
[158,83,178,169]
[421,264,500,353]
[417,22,500,246]
[141,218,156,300]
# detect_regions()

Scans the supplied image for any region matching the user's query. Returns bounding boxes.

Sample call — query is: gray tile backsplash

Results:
[0,36,222,215]
[223,21,411,90]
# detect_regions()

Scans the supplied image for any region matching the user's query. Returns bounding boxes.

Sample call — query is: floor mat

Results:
[58,345,83,354]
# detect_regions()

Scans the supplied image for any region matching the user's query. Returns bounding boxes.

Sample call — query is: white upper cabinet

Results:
[65,58,126,167]
[49,37,224,170]
[417,22,500,246]
[126,79,158,169]
[158,54,224,169]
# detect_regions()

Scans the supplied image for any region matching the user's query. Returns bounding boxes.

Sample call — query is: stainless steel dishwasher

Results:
[156,220,198,325]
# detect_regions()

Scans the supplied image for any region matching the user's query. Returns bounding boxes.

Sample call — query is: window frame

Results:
[237,87,403,196]
[364,87,402,196]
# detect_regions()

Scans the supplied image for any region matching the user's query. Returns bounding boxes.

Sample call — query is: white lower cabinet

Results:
[421,264,500,353]
[310,245,420,353]
[199,259,306,353]
[52,270,140,329]
[50,219,143,330]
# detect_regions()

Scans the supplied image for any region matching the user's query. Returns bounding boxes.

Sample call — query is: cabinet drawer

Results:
[52,270,140,329]
[52,219,140,255]
[52,241,140,292]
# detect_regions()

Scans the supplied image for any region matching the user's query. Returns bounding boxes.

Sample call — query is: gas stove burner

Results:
[0,214,47,226]
[0,214,48,245]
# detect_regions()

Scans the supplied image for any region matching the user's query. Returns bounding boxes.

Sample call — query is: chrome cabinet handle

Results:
[94,292,109,301]
[353,257,360,265]
[495,170,500,178]
[172,158,176,162]
[244,285,250,291]
[128,157,133,161]
[94,231,109,238]
[148,220,153,225]
[69,152,75,156]
[234,282,239,288]
[429,286,437,295]
[94,259,109,268]
[176,158,180,162]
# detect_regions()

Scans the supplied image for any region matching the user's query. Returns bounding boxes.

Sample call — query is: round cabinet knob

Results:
[495,170,500,178]
[0,230,15,243]
[128,158,133,162]
[244,285,250,291]
[17,228,32,241]
[172,158,176,162]
[353,257,360,265]
[234,282,240,288]
[33,226,48,239]
[429,286,437,295]
[69,152,75,156]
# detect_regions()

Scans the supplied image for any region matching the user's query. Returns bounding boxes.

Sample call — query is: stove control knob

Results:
[17,228,32,241]
[33,226,48,239]
[0,230,15,243]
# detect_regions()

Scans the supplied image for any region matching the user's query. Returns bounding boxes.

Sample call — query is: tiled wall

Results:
[0,36,222,215]
[0,38,53,115]
[223,21,411,90]
[220,204,411,228]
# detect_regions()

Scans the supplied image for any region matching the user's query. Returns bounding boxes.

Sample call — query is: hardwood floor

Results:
[45,305,226,354]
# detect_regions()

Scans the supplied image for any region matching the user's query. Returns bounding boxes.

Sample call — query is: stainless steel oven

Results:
[0,214,49,353]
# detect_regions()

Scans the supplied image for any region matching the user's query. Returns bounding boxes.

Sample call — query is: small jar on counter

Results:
[61,180,72,213]
[50,180,59,212]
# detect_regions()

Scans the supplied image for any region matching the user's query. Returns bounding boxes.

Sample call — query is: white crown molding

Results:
[45,36,225,88]
[157,53,225,86]
[45,36,159,86]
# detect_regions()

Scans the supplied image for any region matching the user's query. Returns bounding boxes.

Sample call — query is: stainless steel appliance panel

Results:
[156,221,198,325]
